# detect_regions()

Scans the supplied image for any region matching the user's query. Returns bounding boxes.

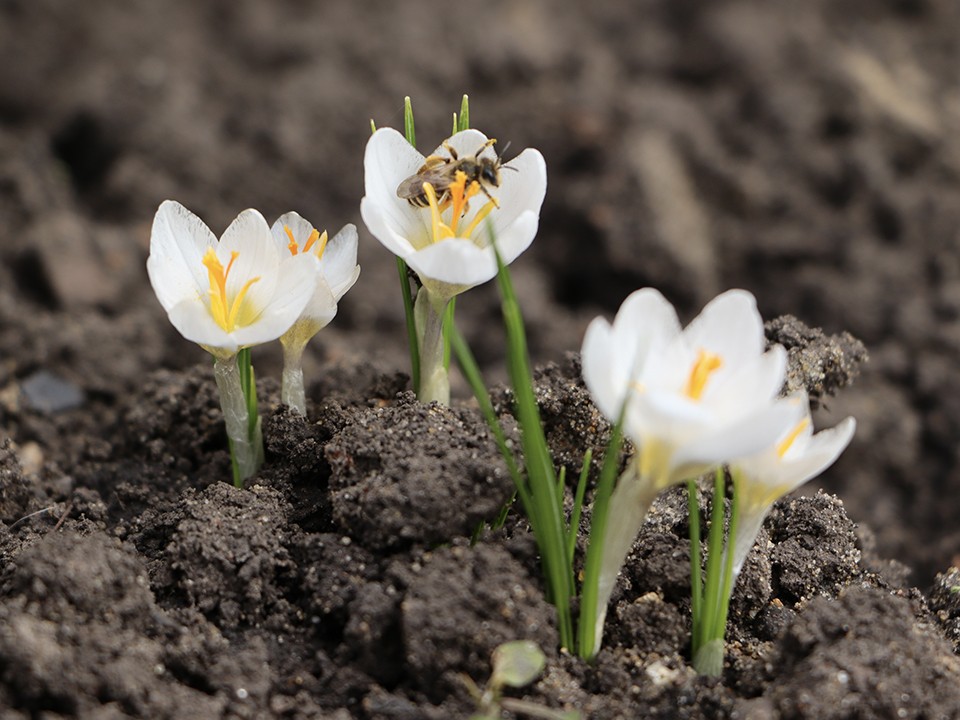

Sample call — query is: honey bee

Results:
[397,138,506,209]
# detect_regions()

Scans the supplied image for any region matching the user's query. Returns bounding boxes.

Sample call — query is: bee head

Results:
[480,157,501,187]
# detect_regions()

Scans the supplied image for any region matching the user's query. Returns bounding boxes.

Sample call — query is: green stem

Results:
[698,468,727,653]
[415,289,450,404]
[214,353,260,487]
[443,297,456,370]
[715,473,741,639]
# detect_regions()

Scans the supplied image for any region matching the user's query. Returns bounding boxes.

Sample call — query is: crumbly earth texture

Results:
[3,0,960,717]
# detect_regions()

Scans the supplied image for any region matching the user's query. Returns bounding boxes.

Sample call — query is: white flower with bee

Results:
[360,127,546,303]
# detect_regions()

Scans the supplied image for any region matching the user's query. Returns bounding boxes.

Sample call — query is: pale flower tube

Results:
[147,200,317,481]
[270,212,360,414]
[580,288,799,655]
[360,127,546,404]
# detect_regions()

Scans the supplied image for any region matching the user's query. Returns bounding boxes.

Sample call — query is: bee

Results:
[397,138,505,209]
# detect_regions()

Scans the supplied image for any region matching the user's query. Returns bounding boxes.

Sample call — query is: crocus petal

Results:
[219,209,280,316]
[683,290,765,367]
[404,238,498,288]
[148,200,217,310]
[702,346,787,414]
[670,399,802,481]
[491,149,548,237]
[230,253,317,347]
[360,197,422,258]
[364,128,429,241]
[270,211,316,254]
[167,297,237,355]
[321,224,361,299]
[779,416,857,493]
[582,318,622,422]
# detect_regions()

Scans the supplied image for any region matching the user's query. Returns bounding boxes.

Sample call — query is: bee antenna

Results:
[500,140,513,157]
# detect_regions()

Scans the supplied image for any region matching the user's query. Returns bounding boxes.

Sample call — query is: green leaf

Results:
[458,94,470,132]
[491,641,546,689]
[404,96,416,147]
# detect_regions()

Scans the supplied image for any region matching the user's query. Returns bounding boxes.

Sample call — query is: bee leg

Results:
[442,141,458,161]
[437,191,452,213]
[479,183,500,208]
[420,155,447,170]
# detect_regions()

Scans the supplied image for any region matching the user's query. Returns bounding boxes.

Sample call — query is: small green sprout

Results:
[464,641,579,720]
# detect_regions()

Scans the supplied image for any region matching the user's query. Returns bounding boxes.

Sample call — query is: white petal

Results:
[321,224,361,299]
[439,129,491,158]
[301,275,339,328]
[360,196,422,259]
[779,416,857,493]
[363,128,429,241]
[148,200,216,310]
[487,210,539,266]
[671,400,801,479]
[167,297,237,354]
[231,253,317,347]
[219,208,280,317]
[703,345,787,416]
[405,238,498,288]
[491,149,547,237]
[581,317,624,422]
[683,289,765,366]
[270,211,316,254]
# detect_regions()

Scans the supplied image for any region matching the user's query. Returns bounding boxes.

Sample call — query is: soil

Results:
[1,0,960,718]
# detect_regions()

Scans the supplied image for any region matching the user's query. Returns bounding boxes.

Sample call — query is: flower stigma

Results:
[422,170,499,245]
[684,350,723,401]
[201,247,260,332]
[284,225,329,258]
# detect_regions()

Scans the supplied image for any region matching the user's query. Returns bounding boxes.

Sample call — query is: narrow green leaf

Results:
[567,449,593,568]
[369,118,377,134]
[458,94,470,132]
[404,96,416,147]
[699,468,727,650]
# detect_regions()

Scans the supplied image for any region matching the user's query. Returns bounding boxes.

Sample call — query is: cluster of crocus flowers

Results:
[361,127,547,404]
[147,200,359,484]
[579,288,855,660]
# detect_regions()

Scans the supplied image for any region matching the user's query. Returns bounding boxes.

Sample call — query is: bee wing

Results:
[396,165,454,200]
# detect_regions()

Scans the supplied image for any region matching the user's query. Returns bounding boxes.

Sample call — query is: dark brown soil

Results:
[2,1,960,717]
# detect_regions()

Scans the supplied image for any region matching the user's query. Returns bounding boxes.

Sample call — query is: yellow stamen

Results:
[304,229,327,258]
[776,418,810,458]
[424,181,446,244]
[201,247,260,332]
[283,226,299,255]
[684,349,723,401]
[462,198,498,240]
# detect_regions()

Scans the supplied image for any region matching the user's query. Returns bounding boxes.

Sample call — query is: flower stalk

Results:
[414,287,451,404]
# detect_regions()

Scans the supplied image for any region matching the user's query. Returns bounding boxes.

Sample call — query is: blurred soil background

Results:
[1,0,959,612]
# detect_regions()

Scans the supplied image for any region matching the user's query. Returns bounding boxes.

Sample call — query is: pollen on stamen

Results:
[684,350,723,401]
[284,226,300,255]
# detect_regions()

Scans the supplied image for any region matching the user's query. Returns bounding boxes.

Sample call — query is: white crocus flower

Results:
[580,288,799,655]
[147,200,317,481]
[360,127,546,404]
[270,212,360,415]
[730,393,856,577]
